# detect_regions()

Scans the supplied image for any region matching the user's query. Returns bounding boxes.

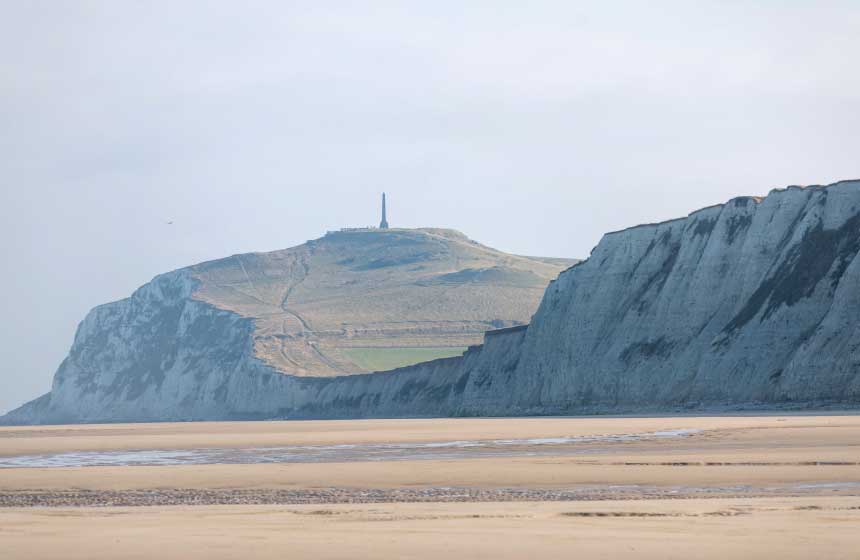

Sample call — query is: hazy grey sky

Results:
[1,1,859,413]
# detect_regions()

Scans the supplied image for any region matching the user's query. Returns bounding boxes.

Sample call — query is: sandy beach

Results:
[1,415,859,558]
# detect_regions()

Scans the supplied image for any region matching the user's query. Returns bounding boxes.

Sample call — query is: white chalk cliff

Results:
[4,180,860,424]
[490,180,860,414]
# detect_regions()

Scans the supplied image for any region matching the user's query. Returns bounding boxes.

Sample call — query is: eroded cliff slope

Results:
[5,181,859,424]
[269,180,860,418]
[486,179,860,413]
[2,229,572,424]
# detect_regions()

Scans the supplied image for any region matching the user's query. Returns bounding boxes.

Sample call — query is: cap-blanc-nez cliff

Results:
[2,228,573,423]
[260,179,860,419]
[4,180,860,424]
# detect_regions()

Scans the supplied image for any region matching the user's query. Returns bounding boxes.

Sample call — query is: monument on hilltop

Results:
[379,192,389,229]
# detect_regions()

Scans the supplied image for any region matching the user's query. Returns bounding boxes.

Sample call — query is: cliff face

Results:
[4,181,860,425]
[1,267,526,424]
[2,230,566,424]
[490,180,860,414]
[4,271,291,424]
[306,180,860,416]
[293,326,528,419]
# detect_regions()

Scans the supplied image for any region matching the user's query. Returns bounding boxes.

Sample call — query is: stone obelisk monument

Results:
[379,192,389,229]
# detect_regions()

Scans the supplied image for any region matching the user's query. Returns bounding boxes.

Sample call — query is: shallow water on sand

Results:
[0,429,700,468]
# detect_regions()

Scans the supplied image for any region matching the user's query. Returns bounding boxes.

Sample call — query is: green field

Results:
[342,347,468,372]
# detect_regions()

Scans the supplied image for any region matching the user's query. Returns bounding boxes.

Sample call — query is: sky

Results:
[1,1,859,414]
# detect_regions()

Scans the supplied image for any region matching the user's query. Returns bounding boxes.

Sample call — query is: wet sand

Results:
[1,415,859,558]
[2,414,853,457]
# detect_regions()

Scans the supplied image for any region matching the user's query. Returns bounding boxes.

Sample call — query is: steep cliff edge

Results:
[3,271,293,424]
[5,181,860,424]
[487,179,860,413]
[2,230,571,424]
[299,179,860,417]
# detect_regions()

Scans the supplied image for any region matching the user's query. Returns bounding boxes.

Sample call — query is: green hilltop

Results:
[190,228,577,376]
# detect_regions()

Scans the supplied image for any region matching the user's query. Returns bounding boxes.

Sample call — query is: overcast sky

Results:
[1,1,859,413]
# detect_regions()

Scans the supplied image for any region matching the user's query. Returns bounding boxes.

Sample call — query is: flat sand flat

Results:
[2,414,859,558]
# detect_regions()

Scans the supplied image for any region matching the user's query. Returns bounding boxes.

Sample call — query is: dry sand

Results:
[1,415,859,558]
[3,498,860,560]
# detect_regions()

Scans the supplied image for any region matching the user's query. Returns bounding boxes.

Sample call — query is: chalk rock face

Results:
[2,230,569,424]
[487,180,860,414]
[4,271,289,423]
[326,179,860,417]
[293,326,529,419]
[4,180,860,424]
[1,267,527,423]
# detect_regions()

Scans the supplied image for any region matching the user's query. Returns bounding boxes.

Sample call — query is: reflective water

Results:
[0,429,701,468]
